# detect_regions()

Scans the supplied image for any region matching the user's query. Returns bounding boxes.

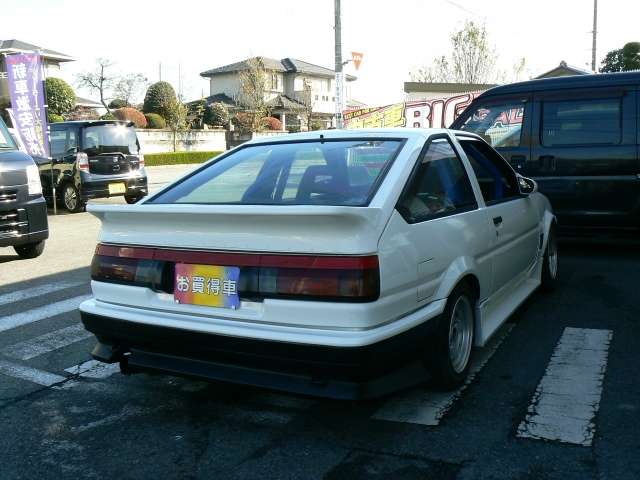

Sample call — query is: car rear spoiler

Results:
[87,203,387,255]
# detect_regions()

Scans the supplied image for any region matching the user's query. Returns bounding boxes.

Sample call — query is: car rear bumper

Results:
[79,301,444,399]
[0,195,49,248]
[80,176,148,201]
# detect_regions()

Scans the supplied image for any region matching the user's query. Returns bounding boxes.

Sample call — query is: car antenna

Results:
[320,134,324,143]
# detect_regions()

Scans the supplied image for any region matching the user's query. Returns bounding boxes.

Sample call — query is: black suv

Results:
[0,116,48,258]
[451,71,640,235]
[35,120,148,212]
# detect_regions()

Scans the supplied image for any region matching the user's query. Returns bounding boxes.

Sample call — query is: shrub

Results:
[114,107,147,128]
[143,81,177,118]
[288,125,300,133]
[143,151,223,166]
[108,98,129,109]
[310,120,324,131]
[232,112,253,133]
[45,77,76,115]
[48,113,64,123]
[204,102,229,127]
[145,113,166,129]
[262,116,283,131]
[100,112,116,120]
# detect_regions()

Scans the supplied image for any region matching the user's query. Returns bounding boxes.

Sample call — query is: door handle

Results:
[538,155,556,171]
[493,216,503,226]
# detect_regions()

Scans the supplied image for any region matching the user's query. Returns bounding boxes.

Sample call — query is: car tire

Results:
[428,282,476,390]
[14,240,45,259]
[541,225,559,292]
[124,194,144,204]
[62,183,85,213]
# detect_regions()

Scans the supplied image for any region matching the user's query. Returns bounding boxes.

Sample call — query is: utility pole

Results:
[591,0,598,72]
[334,0,344,128]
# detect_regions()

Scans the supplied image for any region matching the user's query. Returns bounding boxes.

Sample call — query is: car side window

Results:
[398,138,477,223]
[459,102,525,148]
[541,97,621,146]
[459,139,520,204]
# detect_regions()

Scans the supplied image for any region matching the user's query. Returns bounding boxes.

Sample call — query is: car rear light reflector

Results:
[76,152,90,173]
[91,244,380,302]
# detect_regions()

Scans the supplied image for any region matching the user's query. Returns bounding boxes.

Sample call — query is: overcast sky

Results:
[3,0,638,105]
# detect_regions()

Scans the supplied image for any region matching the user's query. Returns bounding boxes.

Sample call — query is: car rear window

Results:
[150,139,403,206]
[82,124,139,155]
[0,118,16,150]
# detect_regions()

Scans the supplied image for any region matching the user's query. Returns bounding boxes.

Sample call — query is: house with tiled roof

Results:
[200,57,357,130]
[0,39,74,99]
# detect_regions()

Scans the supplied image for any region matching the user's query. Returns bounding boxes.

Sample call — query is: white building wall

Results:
[208,73,242,100]
[137,129,227,154]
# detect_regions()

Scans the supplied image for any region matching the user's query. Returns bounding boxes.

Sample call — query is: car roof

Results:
[244,127,458,145]
[477,71,640,99]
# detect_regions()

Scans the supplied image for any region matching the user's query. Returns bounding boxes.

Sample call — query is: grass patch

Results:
[144,151,223,167]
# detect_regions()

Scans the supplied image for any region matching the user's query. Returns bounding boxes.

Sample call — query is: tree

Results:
[76,58,115,113]
[410,21,499,84]
[600,42,640,73]
[113,107,147,128]
[143,81,177,118]
[45,77,76,116]
[205,102,230,127]
[299,78,316,131]
[237,57,271,132]
[164,98,188,151]
[113,73,148,106]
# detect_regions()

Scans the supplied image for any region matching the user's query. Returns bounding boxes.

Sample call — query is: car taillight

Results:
[91,244,380,302]
[76,152,90,173]
[138,153,145,168]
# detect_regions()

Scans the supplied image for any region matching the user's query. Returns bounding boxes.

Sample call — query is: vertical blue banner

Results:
[5,53,49,157]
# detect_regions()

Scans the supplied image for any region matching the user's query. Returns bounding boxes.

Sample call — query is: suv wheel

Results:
[62,183,85,213]
[14,240,45,259]
[428,282,475,390]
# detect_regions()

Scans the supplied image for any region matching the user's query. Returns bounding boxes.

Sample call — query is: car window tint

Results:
[399,138,477,222]
[459,102,524,148]
[541,97,621,146]
[151,140,402,206]
[459,139,519,204]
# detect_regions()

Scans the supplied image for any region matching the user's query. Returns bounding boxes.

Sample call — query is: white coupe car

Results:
[80,128,558,399]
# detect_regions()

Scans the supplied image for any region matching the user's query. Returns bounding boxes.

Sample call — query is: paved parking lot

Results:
[0,170,638,478]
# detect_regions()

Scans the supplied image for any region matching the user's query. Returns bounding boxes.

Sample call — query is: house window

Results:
[270,73,279,90]
[315,95,319,101]
[332,97,336,102]
[325,78,331,91]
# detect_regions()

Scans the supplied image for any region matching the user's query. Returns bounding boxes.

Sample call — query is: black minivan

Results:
[451,71,640,234]
[0,116,48,258]
[35,120,148,212]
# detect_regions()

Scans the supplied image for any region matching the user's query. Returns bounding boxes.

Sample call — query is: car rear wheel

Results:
[14,240,45,259]
[62,183,85,213]
[428,282,475,390]
[541,225,558,292]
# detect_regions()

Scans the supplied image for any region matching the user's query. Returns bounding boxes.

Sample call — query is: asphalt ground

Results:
[0,169,638,479]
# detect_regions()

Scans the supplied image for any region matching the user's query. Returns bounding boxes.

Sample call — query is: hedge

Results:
[143,150,223,167]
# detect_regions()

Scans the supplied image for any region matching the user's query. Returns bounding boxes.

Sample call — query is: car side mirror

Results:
[517,175,537,195]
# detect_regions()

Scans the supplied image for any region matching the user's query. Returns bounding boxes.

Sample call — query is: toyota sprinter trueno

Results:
[80,129,558,399]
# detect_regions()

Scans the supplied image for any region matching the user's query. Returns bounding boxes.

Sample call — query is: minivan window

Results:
[150,140,403,206]
[82,124,139,155]
[541,97,621,146]
[459,102,525,148]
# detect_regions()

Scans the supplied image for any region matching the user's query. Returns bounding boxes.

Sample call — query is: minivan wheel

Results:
[124,194,144,204]
[428,282,475,390]
[14,240,45,259]
[541,226,559,292]
[62,183,85,213]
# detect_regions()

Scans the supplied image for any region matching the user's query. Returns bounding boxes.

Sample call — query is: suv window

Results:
[541,97,621,146]
[459,139,519,204]
[0,118,16,150]
[398,138,477,223]
[459,102,525,148]
[151,139,403,206]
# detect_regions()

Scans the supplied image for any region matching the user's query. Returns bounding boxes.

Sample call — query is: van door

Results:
[531,87,639,229]
[455,95,533,175]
